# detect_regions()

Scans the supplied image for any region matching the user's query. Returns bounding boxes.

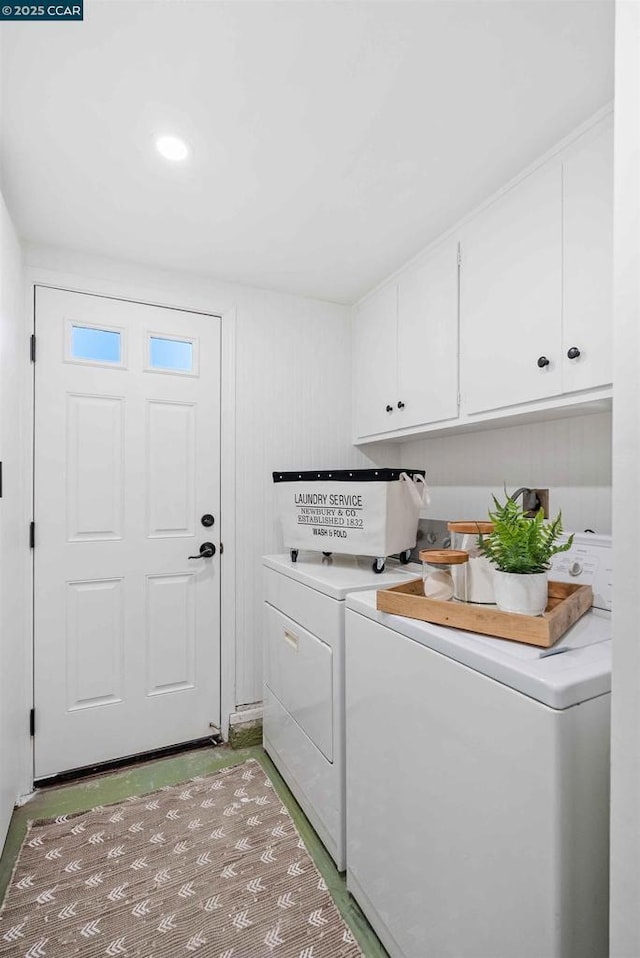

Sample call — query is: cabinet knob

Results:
[397,401,405,409]
[567,346,581,360]
[537,356,550,369]
[385,404,393,413]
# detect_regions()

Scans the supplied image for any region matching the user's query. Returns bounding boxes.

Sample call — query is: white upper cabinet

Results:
[562,118,614,394]
[351,110,613,443]
[352,241,459,441]
[396,242,459,430]
[459,116,613,418]
[352,283,398,439]
[459,164,563,415]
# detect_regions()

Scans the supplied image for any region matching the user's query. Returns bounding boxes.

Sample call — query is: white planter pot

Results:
[493,570,549,617]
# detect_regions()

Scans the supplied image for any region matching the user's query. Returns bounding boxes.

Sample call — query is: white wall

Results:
[24,244,389,713]
[0,193,29,846]
[400,411,612,534]
[233,293,392,701]
[610,3,640,954]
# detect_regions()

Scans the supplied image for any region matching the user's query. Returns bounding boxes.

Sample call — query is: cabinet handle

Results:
[537,356,550,369]
[567,346,581,360]
[397,401,405,409]
[385,404,393,413]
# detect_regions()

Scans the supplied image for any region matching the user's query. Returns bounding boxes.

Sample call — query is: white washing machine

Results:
[345,533,612,958]
[263,552,415,870]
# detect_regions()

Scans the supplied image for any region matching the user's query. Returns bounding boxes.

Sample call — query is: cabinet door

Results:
[352,283,398,439]
[460,164,563,414]
[562,119,613,393]
[396,241,459,428]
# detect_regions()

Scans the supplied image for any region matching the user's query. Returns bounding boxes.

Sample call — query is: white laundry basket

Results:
[273,468,428,572]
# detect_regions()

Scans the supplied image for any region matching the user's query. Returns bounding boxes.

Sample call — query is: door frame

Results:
[24,266,237,781]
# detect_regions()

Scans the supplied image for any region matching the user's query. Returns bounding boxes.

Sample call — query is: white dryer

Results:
[263,552,415,870]
[345,533,612,958]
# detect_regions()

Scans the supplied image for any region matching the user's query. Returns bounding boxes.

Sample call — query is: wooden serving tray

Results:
[376,578,593,649]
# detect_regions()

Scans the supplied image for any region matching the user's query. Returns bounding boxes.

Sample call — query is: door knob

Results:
[567,346,581,360]
[537,356,550,368]
[385,404,393,412]
[188,542,216,559]
[397,401,405,409]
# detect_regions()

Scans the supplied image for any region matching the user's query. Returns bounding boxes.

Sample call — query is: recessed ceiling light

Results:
[155,135,189,162]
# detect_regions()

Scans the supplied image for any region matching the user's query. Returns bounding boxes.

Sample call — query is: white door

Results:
[33,287,221,779]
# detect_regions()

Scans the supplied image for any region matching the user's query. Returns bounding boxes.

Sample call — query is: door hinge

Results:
[29,521,35,549]
[457,392,461,407]
[220,542,224,555]
[457,244,462,267]
[29,708,35,737]
[30,334,36,363]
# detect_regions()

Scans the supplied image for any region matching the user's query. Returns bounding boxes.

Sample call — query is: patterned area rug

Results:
[0,760,363,958]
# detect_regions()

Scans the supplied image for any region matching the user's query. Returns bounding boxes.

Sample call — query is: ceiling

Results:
[0,0,614,304]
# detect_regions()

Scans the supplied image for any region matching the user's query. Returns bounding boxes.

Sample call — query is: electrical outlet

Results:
[527,488,549,518]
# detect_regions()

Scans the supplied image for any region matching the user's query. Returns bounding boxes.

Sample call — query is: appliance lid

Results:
[344,531,613,708]
[262,552,416,600]
[346,589,611,710]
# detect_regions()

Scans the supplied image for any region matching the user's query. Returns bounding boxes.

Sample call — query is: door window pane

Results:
[71,326,121,364]
[149,337,193,372]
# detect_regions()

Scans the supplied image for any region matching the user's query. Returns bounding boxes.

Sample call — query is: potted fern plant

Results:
[478,493,574,616]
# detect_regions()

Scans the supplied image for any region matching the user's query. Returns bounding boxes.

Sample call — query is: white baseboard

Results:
[229,704,263,727]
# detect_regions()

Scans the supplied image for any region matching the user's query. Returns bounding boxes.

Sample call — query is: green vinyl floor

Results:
[0,744,389,958]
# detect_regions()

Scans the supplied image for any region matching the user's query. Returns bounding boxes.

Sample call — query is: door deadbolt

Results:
[201,514,215,527]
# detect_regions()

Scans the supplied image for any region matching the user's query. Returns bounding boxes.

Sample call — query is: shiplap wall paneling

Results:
[0,194,29,846]
[400,412,612,534]
[234,290,397,704]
